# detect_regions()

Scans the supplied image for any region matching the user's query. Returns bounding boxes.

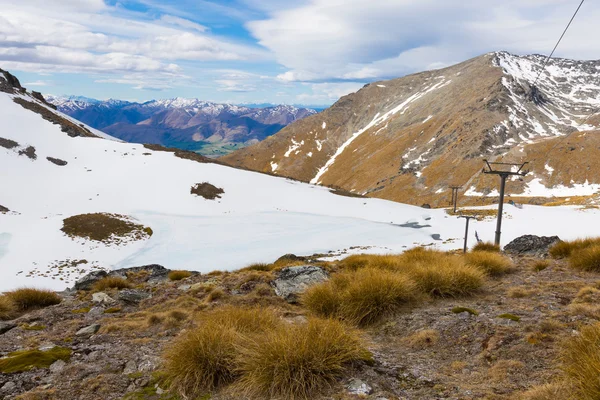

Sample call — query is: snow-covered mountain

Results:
[46,95,317,157]
[223,51,600,207]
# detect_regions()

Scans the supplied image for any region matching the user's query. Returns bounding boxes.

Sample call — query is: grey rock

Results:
[347,378,373,396]
[504,235,561,257]
[1,381,16,393]
[110,264,170,283]
[178,284,191,291]
[118,289,151,304]
[73,270,109,290]
[50,359,67,373]
[272,265,328,303]
[76,324,100,336]
[0,321,16,335]
[123,360,138,374]
[92,292,115,304]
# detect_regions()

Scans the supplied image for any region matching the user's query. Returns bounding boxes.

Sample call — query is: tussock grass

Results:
[168,270,192,281]
[338,254,403,271]
[561,323,600,399]
[206,287,226,302]
[407,258,485,297]
[0,295,16,320]
[464,251,513,276]
[550,238,600,259]
[235,318,370,400]
[507,287,536,298]
[520,383,571,400]
[532,260,550,272]
[4,288,61,312]
[92,276,133,291]
[569,245,600,272]
[302,268,417,326]
[472,242,500,252]
[163,307,280,397]
[402,329,439,349]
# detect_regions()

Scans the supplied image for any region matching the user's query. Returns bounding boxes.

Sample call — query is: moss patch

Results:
[61,213,152,243]
[498,313,521,322]
[451,306,479,315]
[0,346,72,373]
[191,183,224,200]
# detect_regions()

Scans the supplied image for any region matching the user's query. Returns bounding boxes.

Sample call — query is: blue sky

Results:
[1,0,599,105]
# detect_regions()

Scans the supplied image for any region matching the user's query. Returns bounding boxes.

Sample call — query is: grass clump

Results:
[407,258,485,297]
[561,323,600,399]
[235,317,370,400]
[569,245,600,272]
[451,307,478,315]
[0,295,16,320]
[402,329,439,349]
[472,242,500,252]
[532,260,550,272]
[550,238,600,259]
[168,270,192,281]
[0,347,71,373]
[464,251,513,276]
[4,288,61,312]
[61,213,152,243]
[71,307,91,314]
[240,263,273,272]
[302,268,417,326]
[92,276,133,291]
[497,313,521,322]
[104,307,121,314]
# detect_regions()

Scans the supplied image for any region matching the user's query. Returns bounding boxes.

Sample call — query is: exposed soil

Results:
[61,213,153,244]
[0,137,19,149]
[191,183,224,200]
[12,98,98,139]
[46,157,68,166]
[18,146,37,160]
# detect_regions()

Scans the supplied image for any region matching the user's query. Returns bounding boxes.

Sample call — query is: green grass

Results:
[0,347,71,373]
[497,313,521,322]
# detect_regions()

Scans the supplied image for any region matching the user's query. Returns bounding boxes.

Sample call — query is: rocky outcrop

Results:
[73,265,171,291]
[118,289,151,304]
[272,265,328,303]
[0,69,24,94]
[504,235,561,257]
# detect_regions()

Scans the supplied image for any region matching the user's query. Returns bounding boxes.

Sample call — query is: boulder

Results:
[92,292,115,304]
[347,379,373,396]
[110,264,170,283]
[73,270,108,291]
[504,235,561,257]
[76,324,100,336]
[272,265,328,303]
[118,289,151,304]
[0,321,16,335]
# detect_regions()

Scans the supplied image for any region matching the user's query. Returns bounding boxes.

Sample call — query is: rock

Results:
[50,359,67,373]
[123,360,138,374]
[73,270,108,290]
[178,284,191,291]
[0,381,16,393]
[92,292,115,304]
[421,203,432,209]
[275,253,306,263]
[118,289,151,304]
[504,235,561,257]
[110,264,170,283]
[0,321,16,335]
[347,378,373,396]
[76,324,100,336]
[272,265,328,303]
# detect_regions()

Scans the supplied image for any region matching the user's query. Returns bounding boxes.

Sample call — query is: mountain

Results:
[1,68,460,292]
[222,51,600,207]
[46,95,317,157]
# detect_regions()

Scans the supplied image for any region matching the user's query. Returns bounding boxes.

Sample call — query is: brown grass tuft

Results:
[302,268,417,326]
[507,287,536,298]
[464,251,513,276]
[569,245,600,272]
[4,288,61,312]
[168,270,193,281]
[0,295,16,320]
[520,382,571,400]
[407,258,485,297]
[550,238,600,259]
[206,287,226,302]
[402,329,439,349]
[532,260,550,272]
[92,276,133,291]
[472,242,500,252]
[235,317,370,400]
[561,323,600,399]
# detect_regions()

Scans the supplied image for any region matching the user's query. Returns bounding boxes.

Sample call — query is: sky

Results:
[1,0,599,106]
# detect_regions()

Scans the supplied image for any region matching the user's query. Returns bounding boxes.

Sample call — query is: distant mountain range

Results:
[46,96,318,157]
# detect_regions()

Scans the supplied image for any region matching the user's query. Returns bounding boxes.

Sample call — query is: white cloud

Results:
[159,15,208,32]
[296,82,365,103]
[248,0,600,82]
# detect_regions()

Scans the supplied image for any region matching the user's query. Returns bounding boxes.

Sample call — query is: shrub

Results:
[550,238,600,259]
[4,288,61,312]
[472,242,500,252]
[570,245,600,272]
[302,268,417,326]
[92,276,133,291]
[407,258,485,297]
[561,323,600,399]
[168,270,192,281]
[0,295,16,320]
[235,318,370,399]
[464,252,513,276]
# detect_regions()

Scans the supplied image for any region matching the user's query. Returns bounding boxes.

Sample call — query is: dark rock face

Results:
[118,289,151,304]
[0,205,9,214]
[73,270,109,291]
[0,69,24,94]
[272,265,328,303]
[0,322,17,335]
[31,91,57,110]
[73,265,171,291]
[504,235,561,257]
[46,157,68,166]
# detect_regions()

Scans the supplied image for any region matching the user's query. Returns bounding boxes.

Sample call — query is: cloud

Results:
[24,80,51,86]
[296,82,365,103]
[247,0,600,82]
[160,15,208,32]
